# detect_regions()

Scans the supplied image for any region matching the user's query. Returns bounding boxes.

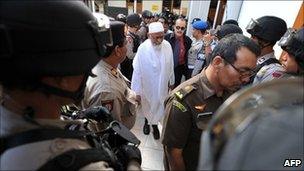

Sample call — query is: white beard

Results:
[152,43,162,51]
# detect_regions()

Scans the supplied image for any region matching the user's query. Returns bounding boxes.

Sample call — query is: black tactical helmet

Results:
[116,13,126,24]
[0,1,112,81]
[142,10,153,19]
[216,24,243,40]
[246,16,287,43]
[279,27,304,69]
[126,13,141,27]
[223,19,239,26]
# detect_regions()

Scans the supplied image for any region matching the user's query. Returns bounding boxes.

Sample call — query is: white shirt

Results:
[131,39,175,124]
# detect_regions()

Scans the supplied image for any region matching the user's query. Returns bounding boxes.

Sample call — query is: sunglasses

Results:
[175,26,186,31]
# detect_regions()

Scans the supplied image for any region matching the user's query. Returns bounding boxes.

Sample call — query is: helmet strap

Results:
[257,39,273,49]
[37,72,91,104]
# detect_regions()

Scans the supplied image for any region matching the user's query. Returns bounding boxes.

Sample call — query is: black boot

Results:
[152,124,160,140]
[143,118,150,135]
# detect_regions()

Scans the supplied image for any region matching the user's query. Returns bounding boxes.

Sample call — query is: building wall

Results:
[180,0,190,16]
[142,0,162,13]
[222,1,243,23]
[237,0,302,58]
[108,0,126,8]
[186,0,211,37]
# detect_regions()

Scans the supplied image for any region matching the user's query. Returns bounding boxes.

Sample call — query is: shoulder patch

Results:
[272,71,283,78]
[173,100,187,112]
[174,85,195,100]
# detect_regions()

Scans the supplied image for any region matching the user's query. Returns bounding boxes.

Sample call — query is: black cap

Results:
[216,24,243,40]
[142,10,153,18]
[126,13,141,27]
[223,19,239,26]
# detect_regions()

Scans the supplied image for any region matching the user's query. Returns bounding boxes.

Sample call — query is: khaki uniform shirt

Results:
[82,60,137,129]
[0,104,112,170]
[161,70,230,171]
[253,52,286,85]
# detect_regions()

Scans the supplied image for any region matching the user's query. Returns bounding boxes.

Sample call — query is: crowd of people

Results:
[0,1,303,170]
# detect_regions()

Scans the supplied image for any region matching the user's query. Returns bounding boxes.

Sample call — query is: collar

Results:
[200,69,217,99]
[99,60,120,78]
[177,35,184,42]
[257,51,275,65]
[192,39,204,46]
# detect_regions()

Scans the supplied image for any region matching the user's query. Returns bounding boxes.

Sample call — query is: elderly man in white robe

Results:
[131,22,175,139]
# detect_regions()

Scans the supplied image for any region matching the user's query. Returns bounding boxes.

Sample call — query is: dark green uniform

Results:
[161,70,230,171]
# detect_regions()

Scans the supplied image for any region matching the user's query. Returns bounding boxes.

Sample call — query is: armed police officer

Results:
[161,34,260,171]
[82,20,138,130]
[187,20,209,77]
[120,13,142,81]
[138,10,153,42]
[279,27,304,76]
[246,16,287,85]
[0,1,141,170]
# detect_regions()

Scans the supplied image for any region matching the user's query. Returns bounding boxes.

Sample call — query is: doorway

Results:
[207,0,227,28]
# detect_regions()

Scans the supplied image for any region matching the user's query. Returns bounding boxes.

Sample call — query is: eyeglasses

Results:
[175,26,186,31]
[221,57,256,78]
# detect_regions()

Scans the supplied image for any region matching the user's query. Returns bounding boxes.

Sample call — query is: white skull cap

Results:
[149,22,164,33]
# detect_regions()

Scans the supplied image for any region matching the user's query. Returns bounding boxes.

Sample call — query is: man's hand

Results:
[165,146,185,171]
[116,145,142,170]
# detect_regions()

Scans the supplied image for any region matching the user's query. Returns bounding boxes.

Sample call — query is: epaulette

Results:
[174,85,195,100]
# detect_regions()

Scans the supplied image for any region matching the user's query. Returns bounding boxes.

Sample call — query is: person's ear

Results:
[212,56,224,69]
[114,45,122,57]
[280,51,288,62]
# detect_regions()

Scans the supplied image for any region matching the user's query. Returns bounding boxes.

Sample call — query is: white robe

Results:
[131,39,175,124]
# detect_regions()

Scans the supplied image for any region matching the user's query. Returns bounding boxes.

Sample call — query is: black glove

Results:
[116,145,142,167]
[82,106,114,123]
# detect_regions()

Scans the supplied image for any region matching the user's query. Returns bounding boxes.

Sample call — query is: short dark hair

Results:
[103,21,126,58]
[103,40,125,58]
[209,34,261,65]
[159,16,169,25]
